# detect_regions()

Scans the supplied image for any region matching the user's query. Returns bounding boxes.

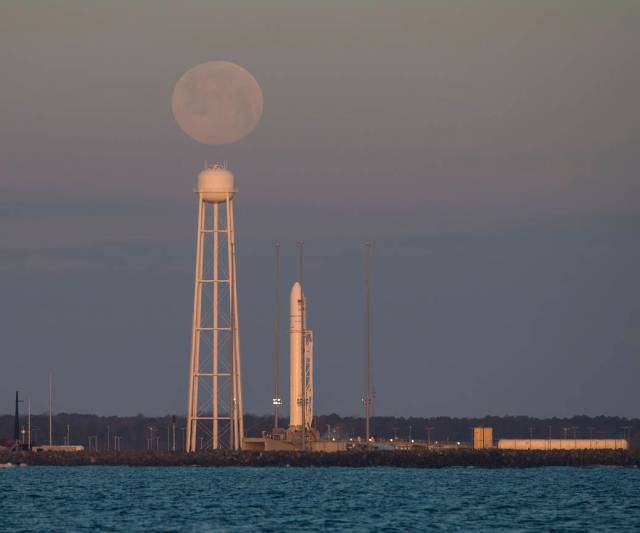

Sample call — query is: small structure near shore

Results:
[473,427,494,449]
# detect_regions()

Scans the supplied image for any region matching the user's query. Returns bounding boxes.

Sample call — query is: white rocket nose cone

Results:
[290,281,302,306]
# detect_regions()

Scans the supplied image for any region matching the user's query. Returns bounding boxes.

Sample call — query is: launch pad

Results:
[244,279,346,452]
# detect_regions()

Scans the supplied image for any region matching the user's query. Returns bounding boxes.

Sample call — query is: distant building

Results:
[497,439,628,451]
[473,427,494,449]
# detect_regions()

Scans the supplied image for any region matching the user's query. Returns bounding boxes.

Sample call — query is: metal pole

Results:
[274,242,281,430]
[229,199,244,449]
[172,416,176,452]
[213,202,219,449]
[187,197,205,452]
[226,197,236,450]
[364,241,373,445]
[298,240,305,451]
[107,424,110,451]
[27,397,31,449]
[14,391,20,444]
[49,372,53,446]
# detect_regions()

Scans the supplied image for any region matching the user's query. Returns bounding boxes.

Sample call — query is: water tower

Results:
[186,163,244,451]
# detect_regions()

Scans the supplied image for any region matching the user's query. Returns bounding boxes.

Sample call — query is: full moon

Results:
[172,61,263,145]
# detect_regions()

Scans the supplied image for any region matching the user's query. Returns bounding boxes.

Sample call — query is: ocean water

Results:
[1,467,639,531]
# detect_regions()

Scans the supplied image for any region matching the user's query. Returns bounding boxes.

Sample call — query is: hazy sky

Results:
[1,1,639,418]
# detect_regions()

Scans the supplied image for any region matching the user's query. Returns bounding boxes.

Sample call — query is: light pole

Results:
[529,427,534,449]
[621,426,631,442]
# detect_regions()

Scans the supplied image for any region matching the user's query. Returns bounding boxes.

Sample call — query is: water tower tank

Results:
[196,164,236,203]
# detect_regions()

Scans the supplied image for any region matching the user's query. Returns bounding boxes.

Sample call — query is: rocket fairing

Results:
[289,282,313,429]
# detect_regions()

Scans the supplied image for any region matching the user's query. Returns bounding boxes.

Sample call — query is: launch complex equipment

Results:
[186,163,243,451]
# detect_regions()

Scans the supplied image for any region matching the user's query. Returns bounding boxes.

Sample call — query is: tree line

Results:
[1,413,637,450]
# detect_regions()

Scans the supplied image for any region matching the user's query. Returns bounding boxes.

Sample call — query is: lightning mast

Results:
[273,242,282,429]
[364,241,373,444]
[297,241,306,450]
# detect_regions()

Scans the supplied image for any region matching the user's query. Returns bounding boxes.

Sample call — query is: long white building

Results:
[498,439,628,450]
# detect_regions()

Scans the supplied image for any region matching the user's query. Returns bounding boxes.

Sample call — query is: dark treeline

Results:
[1,413,638,450]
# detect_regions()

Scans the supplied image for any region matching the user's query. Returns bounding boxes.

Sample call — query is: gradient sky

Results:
[1,1,639,417]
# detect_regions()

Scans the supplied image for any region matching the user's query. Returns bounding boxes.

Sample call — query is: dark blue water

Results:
[1,467,639,531]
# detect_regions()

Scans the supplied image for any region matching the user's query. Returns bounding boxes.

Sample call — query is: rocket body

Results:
[289,282,313,429]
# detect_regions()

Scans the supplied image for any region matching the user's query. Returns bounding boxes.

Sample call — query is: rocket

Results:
[289,282,313,429]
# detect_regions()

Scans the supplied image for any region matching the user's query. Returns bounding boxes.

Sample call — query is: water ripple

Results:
[1,467,639,531]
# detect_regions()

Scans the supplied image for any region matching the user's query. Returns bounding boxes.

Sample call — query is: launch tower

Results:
[186,163,243,451]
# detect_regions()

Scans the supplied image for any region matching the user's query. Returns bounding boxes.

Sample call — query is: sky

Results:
[1,1,639,418]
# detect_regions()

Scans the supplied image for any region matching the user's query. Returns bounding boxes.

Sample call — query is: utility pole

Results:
[297,240,306,451]
[107,424,110,451]
[273,242,281,430]
[364,241,373,445]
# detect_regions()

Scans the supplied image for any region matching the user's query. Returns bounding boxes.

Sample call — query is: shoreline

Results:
[2,449,638,468]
